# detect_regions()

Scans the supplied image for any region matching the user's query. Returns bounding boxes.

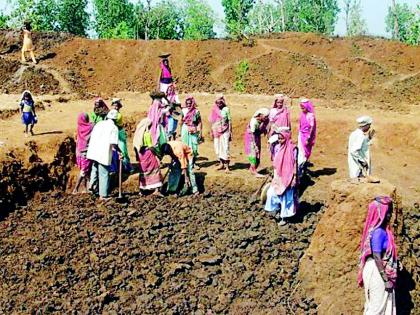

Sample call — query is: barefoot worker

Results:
[164,141,199,196]
[181,96,203,169]
[244,108,269,177]
[133,118,163,196]
[73,113,94,194]
[358,196,397,315]
[158,53,173,93]
[264,130,298,226]
[348,116,374,179]
[297,98,316,176]
[209,95,232,172]
[19,90,37,137]
[21,20,37,64]
[269,94,291,134]
[87,109,122,200]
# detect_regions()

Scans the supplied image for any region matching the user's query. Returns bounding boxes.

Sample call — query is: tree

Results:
[284,0,339,35]
[0,13,9,29]
[93,0,136,39]
[247,0,283,35]
[9,0,59,31]
[135,0,184,40]
[57,0,89,36]
[346,0,367,36]
[183,0,216,40]
[222,0,255,38]
[386,3,419,45]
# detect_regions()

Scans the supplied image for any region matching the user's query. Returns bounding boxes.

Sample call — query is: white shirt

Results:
[348,128,371,178]
[87,119,119,166]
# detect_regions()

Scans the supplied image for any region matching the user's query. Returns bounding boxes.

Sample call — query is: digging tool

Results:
[249,175,271,204]
[117,158,123,199]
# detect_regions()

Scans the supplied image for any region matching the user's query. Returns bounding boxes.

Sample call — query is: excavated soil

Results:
[0,187,322,314]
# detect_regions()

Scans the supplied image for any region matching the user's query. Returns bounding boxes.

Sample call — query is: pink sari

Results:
[137,149,162,190]
[209,97,229,138]
[147,99,164,145]
[271,131,296,195]
[299,100,316,159]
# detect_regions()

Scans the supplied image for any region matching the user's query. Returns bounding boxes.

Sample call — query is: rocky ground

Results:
[0,187,322,314]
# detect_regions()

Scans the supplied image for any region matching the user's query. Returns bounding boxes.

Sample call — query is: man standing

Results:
[348,116,375,179]
[87,109,121,200]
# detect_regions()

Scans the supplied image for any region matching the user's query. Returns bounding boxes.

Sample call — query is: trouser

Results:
[89,161,110,198]
[167,161,198,194]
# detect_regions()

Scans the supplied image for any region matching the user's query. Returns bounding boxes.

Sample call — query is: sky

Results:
[1,0,418,37]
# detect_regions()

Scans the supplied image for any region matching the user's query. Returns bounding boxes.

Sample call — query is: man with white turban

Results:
[348,115,375,179]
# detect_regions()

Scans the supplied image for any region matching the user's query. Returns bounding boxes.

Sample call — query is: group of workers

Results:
[16,49,397,315]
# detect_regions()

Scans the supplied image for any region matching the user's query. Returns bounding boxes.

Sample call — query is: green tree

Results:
[385,3,419,45]
[222,0,255,38]
[135,0,184,40]
[57,0,89,36]
[284,0,339,35]
[247,1,283,35]
[183,0,216,40]
[9,0,60,31]
[93,0,136,38]
[346,0,367,36]
[0,13,9,29]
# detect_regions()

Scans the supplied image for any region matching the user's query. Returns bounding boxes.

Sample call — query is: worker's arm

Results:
[372,252,393,292]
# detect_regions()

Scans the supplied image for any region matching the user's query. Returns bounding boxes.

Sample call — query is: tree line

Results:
[0,0,418,45]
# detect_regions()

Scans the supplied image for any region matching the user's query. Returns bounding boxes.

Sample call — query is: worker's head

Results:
[357,116,373,132]
[111,98,122,110]
[23,20,32,31]
[274,94,285,109]
[162,58,169,67]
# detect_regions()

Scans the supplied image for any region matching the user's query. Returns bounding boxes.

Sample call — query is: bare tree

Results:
[391,0,400,39]
[344,0,352,34]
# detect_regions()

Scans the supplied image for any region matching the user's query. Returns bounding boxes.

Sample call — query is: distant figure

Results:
[158,53,173,93]
[86,109,121,201]
[21,21,37,64]
[89,97,109,124]
[163,83,181,140]
[73,113,94,194]
[19,90,37,137]
[297,98,316,176]
[209,95,232,172]
[244,108,270,177]
[264,130,298,226]
[181,96,202,169]
[348,116,374,179]
[358,196,397,315]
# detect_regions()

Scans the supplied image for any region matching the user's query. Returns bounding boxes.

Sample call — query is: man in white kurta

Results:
[348,116,373,179]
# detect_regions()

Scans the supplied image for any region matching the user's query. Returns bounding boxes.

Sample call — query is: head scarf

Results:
[300,98,314,113]
[209,96,226,124]
[166,83,177,103]
[270,95,290,128]
[253,108,270,118]
[272,131,296,195]
[76,113,93,155]
[93,97,109,116]
[20,90,34,107]
[147,99,164,145]
[358,196,398,287]
[160,59,172,79]
[133,118,152,152]
[183,96,198,127]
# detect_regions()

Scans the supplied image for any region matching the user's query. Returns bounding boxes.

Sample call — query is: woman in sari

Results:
[133,118,163,196]
[164,83,181,140]
[181,96,202,168]
[269,94,291,134]
[244,108,269,177]
[158,55,173,93]
[209,96,232,172]
[264,130,297,226]
[298,98,316,176]
[358,196,397,315]
[147,92,168,150]
[88,97,109,124]
[19,90,37,136]
[73,113,94,194]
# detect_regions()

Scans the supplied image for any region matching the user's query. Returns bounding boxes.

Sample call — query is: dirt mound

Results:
[298,179,418,314]
[0,187,323,314]
[0,137,75,217]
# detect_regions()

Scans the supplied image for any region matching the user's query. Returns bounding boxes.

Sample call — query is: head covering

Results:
[358,196,397,288]
[21,90,33,101]
[253,108,270,118]
[273,94,285,108]
[183,96,198,126]
[208,96,226,124]
[300,98,314,113]
[76,113,94,155]
[272,131,296,195]
[357,115,373,127]
[106,109,119,120]
[111,98,122,107]
[133,118,152,151]
[160,58,172,79]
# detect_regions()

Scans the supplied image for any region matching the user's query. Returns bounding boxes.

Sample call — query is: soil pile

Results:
[0,188,323,314]
[298,179,418,314]
[0,137,75,218]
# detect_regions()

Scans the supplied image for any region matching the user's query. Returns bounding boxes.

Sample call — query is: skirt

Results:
[362,258,396,315]
[264,186,297,219]
[138,149,162,190]
[22,112,36,125]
